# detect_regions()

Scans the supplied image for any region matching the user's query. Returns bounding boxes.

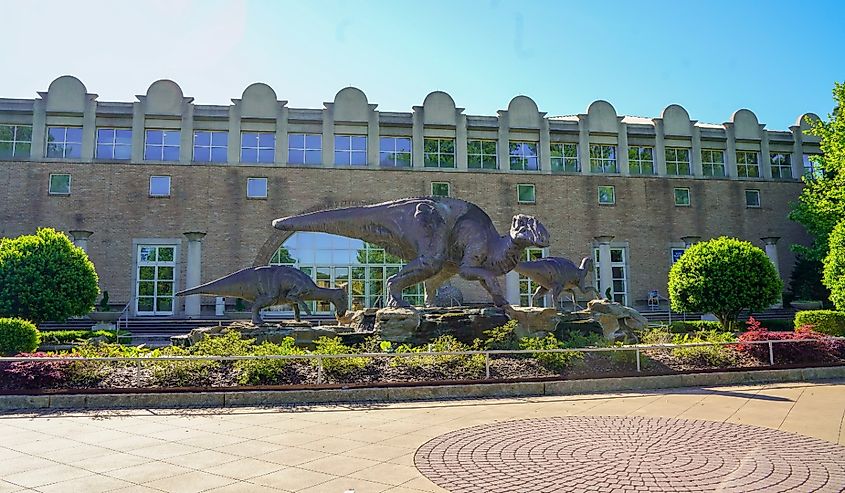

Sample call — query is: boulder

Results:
[575,299,647,342]
[503,305,561,338]
[170,320,338,348]
[375,307,421,343]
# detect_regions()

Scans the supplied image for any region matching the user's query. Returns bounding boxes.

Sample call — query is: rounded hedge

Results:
[0,317,40,355]
[823,219,845,310]
[794,310,845,336]
[668,237,782,330]
[0,228,99,322]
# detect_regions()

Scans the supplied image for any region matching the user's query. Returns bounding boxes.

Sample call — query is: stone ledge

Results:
[1,366,843,411]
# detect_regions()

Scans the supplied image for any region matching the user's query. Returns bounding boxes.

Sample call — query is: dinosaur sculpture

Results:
[272,197,550,308]
[514,256,601,309]
[175,265,348,324]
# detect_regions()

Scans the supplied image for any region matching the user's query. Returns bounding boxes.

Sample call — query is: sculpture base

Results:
[339,306,510,344]
[171,320,339,348]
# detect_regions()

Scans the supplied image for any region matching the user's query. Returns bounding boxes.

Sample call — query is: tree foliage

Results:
[668,237,782,330]
[0,228,99,322]
[789,82,845,263]
[823,219,845,310]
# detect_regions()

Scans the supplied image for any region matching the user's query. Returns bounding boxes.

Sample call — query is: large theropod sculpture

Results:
[514,256,601,309]
[273,197,550,308]
[176,265,348,324]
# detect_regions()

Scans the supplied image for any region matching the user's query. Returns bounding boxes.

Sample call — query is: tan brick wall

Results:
[0,161,809,312]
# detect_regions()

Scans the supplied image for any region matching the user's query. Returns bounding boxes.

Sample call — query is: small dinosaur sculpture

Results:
[272,197,550,308]
[175,265,348,324]
[514,256,601,309]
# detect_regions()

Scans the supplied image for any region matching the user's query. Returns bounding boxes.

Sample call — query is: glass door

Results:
[136,245,176,315]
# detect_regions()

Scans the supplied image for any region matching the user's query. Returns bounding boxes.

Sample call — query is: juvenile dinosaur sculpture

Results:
[514,256,601,309]
[272,197,550,308]
[175,265,348,324]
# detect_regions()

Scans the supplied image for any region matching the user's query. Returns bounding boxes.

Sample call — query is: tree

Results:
[823,219,845,310]
[668,237,782,330]
[789,82,845,264]
[0,228,99,322]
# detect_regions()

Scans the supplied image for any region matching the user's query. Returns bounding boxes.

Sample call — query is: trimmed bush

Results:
[668,237,782,330]
[0,317,40,355]
[824,219,845,309]
[667,321,723,333]
[794,310,845,336]
[40,329,128,345]
[0,228,99,322]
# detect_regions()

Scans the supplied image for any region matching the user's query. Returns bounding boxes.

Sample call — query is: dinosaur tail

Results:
[175,269,251,298]
[272,206,369,235]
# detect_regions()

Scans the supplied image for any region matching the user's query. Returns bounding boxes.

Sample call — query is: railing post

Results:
[316,356,323,384]
[485,353,490,379]
[135,359,142,386]
[635,349,641,372]
[768,341,774,366]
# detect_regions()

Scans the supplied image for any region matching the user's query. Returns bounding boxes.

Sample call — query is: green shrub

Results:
[236,338,306,385]
[558,330,608,348]
[0,317,40,355]
[667,321,723,333]
[483,320,520,350]
[189,331,254,356]
[314,336,369,375]
[0,228,99,322]
[824,220,845,310]
[670,330,738,367]
[640,326,673,345]
[151,345,219,387]
[393,335,484,373]
[519,334,582,373]
[794,310,845,336]
[668,237,782,330]
[756,319,796,332]
[39,329,128,345]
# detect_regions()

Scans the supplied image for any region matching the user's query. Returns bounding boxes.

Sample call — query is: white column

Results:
[595,235,614,300]
[617,117,629,175]
[724,123,737,178]
[69,230,93,253]
[322,103,334,167]
[653,119,666,176]
[81,97,97,161]
[578,114,590,174]
[790,125,804,179]
[505,271,521,306]
[691,124,703,177]
[762,236,782,308]
[276,105,288,165]
[367,107,379,168]
[412,106,424,168]
[760,125,771,179]
[183,232,206,318]
[31,99,46,159]
[456,112,468,170]
[227,104,241,164]
[497,111,509,171]
[539,117,551,172]
[179,102,194,164]
[131,101,144,162]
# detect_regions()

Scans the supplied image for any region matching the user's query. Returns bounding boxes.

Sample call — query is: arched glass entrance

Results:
[267,232,423,315]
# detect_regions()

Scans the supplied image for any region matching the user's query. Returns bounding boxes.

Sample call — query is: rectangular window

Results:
[674,187,691,206]
[288,133,322,165]
[597,185,615,205]
[517,184,536,204]
[136,245,176,315]
[335,135,367,166]
[246,177,268,198]
[431,182,450,197]
[193,131,228,163]
[628,146,655,175]
[424,138,455,168]
[701,149,725,177]
[509,141,539,171]
[589,144,617,173]
[593,247,628,305]
[550,143,579,173]
[149,175,171,197]
[519,247,546,307]
[671,247,686,264]
[467,140,498,169]
[736,151,760,178]
[769,152,792,179]
[144,130,180,161]
[240,132,275,164]
[803,154,821,179]
[46,126,82,159]
[745,189,761,208]
[48,174,71,195]
[665,147,691,175]
[0,124,32,159]
[96,128,132,160]
[379,137,411,167]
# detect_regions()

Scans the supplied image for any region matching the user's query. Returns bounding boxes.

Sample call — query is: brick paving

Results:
[415,416,845,493]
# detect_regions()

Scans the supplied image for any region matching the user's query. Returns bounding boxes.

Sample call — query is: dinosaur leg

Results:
[423,270,454,307]
[387,256,445,308]
[459,266,508,306]
[251,296,273,325]
[292,302,301,322]
[531,286,549,306]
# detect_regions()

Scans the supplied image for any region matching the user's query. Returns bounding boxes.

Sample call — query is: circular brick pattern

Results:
[414,416,845,492]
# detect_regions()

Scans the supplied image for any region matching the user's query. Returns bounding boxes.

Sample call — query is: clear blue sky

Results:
[2,0,843,129]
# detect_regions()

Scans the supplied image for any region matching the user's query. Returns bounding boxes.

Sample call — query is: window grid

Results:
[745,189,761,208]
[665,147,691,175]
[240,132,275,164]
[193,131,228,163]
[379,137,412,167]
[136,245,176,315]
[589,145,618,173]
[803,154,822,179]
[598,185,615,205]
[335,135,367,166]
[628,146,655,175]
[48,174,71,195]
[593,247,628,305]
[550,143,579,173]
[149,175,171,197]
[467,140,498,169]
[674,187,691,207]
[517,184,536,204]
[770,152,793,179]
[701,149,726,177]
[431,182,450,197]
[144,130,180,161]
[509,141,539,171]
[96,128,132,160]
[46,126,82,159]
[0,124,32,159]
[424,138,456,168]
[287,133,322,165]
[246,177,268,198]
[519,248,546,307]
[736,151,760,178]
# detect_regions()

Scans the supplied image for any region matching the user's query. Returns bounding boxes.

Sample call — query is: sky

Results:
[1,0,843,130]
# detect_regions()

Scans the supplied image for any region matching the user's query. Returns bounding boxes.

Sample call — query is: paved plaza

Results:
[0,380,844,492]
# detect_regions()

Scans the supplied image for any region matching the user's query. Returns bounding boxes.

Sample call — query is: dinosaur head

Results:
[509,214,550,248]
[333,282,349,320]
[579,256,594,272]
